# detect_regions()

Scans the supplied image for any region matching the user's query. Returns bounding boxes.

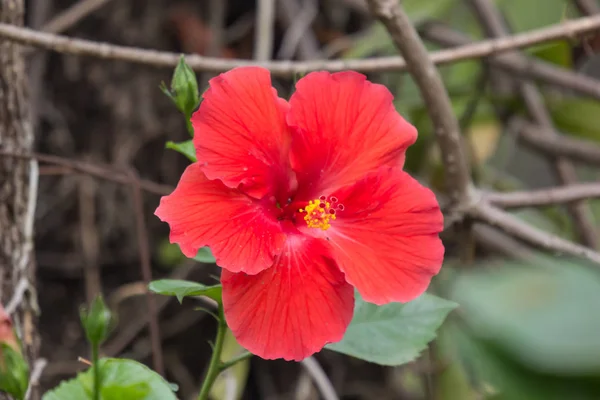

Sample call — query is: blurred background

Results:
[20,0,600,398]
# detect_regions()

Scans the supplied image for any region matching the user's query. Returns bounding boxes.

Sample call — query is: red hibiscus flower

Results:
[155,67,444,361]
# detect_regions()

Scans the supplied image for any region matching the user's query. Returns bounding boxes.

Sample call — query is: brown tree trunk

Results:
[0,0,40,399]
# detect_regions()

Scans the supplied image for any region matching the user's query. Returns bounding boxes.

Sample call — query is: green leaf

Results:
[326,293,457,366]
[80,295,112,346]
[148,279,222,304]
[43,358,177,400]
[0,344,29,400]
[165,140,197,162]
[194,247,216,263]
[450,257,600,374]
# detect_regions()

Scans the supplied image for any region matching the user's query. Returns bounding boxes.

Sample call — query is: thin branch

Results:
[25,358,47,400]
[422,23,600,101]
[255,0,276,61]
[516,119,600,166]
[471,202,600,265]
[41,0,116,34]
[574,0,600,16]
[207,0,227,58]
[300,357,340,400]
[0,15,597,74]
[0,150,172,195]
[469,0,599,248]
[277,0,320,60]
[366,0,472,205]
[128,169,164,376]
[5,277,29,314]
[472,224,537,261]
[486,183,600,208]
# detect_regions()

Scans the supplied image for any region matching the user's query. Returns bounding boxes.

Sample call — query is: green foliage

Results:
[160,56,200,135]
[194,247,216,263]
[496,0,569,33]
[165,140,197,162]
[42,358,178,400]
[0,344,29,400]
[450,257,600,375]
[326,292,457,366]
[148,279,222,304]
[80,295,112,347]
[549,98,600,142]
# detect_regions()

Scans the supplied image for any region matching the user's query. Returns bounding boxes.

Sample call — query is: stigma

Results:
[299,195,344,230]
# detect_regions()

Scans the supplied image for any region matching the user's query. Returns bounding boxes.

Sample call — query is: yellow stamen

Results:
[299,199,337,230]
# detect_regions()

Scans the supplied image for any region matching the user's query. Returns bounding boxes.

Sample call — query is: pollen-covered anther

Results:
[299,196,344,230]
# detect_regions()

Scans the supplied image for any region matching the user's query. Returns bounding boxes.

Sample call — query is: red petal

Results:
[287,71,417,196]
[192,66,292,199]
[328,168,444,305]
[221,235,354,361]
[155,163,286,274]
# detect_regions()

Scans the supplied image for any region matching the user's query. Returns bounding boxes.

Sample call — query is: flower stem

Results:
[197,304,228,400]
[92,343,100,400]
[219,351,253,372]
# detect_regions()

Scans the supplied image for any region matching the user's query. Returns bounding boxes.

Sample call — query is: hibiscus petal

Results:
[327,168,444,305]
[221,236,354,361]
[287,71,417,196]
[192,66,292,199]
[155,163,286,274]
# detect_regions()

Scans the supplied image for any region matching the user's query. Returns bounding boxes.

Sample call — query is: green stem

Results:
[219,351,253,372]
[197,305,228,400]
[92,343,100,400]
[185,117,194,137]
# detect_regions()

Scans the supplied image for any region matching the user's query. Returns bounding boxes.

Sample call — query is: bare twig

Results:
[0,16,598,74]
[472,224,537,260]
[300,357,340,400]
[574,0,600,16]
[422,23,600,101]
[78,174,101,305]
[102,261,196,358]
[0,150,172,195]
[25,358,47,400]
[207,0,227,58]
[128,169,163,376]
[41,0,116,34]
[277,0,320,60]
[366,0,472,205]
[486,183,600,208]
[472,202,600,264]
[516,117,600,167]
[5,277,29,314]
[255,0,276,61]
[470,0,599,248]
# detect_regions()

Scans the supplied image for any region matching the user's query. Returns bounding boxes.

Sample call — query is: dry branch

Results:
[517,120,600,166]
[0,15,598,74]
[469,0,599,248]
[486,183,600,208]
[366,0,472,205]
[0,1,40,399]
[472,202,600,264]
[422,23,600,101]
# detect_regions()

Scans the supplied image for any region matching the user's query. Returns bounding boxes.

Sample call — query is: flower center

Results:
[299,195,344,230]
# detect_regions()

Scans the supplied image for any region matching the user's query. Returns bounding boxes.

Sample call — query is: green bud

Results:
[160,56,200,129]
[80,295,112,347]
